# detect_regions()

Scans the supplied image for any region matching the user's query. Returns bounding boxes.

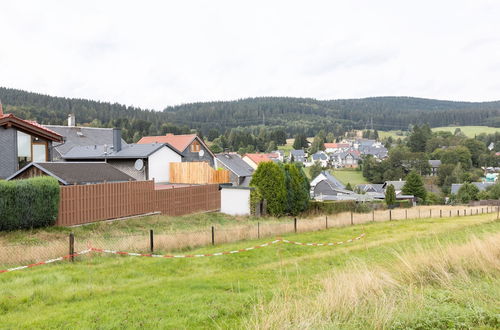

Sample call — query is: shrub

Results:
[456,182,480,204]
[0,177,60,231]
[424,192,445,205]
[385,184,396,206]
[250,162,287,217]
[307,201,376,215]
[284,164,310,215]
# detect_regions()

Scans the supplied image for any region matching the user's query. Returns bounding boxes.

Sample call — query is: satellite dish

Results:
[134,159,144,171]
[199,150,205,157]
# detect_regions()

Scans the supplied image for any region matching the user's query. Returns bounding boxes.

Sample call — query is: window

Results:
[190,140,201,152]
[17,131,47,169]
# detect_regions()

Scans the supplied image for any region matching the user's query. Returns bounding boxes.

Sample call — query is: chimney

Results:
[68,114,76,127]
[113,128,122,152]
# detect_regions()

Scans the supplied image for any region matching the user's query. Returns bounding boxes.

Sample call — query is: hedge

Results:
[0,177,60,231]
[307,200,380,215]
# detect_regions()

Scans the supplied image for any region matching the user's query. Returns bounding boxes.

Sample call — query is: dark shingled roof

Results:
[7,162,136,185]
[44,125,128,159]
[62,143,181,159]
[216,153,254,177]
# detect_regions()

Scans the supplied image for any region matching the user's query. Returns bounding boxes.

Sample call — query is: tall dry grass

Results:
[0,205,495,267]
[247,233,500,329]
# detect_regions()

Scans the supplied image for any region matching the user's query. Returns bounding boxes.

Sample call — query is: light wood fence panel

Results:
[170,162,230,184]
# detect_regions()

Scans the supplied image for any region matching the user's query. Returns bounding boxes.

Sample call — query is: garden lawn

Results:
[1,213,499,328]
[330,169,368,186]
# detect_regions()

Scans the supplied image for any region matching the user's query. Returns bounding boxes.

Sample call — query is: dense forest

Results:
[2,87,500,143]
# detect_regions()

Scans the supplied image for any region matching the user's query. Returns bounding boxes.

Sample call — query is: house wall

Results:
[0,127,17,179]
[181,139,214,166]
[107,159,147,181]
[220,188,251,216]
[148,146,182,183]
[242,156,257,169]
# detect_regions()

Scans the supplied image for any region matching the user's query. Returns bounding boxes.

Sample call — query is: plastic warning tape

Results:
[0,249,92,274]
[282,233,365,246]
[90,239,283,258]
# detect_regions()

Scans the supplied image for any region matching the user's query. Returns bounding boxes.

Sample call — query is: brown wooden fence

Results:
[57,181,221,226]
[170,162,230,184]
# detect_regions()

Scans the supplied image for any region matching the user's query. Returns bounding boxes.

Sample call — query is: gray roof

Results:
[290,149,306,157]
[356,183,384,193]
[429,159,442,167]
[216,153,254,177]
[312,152,328,160]
[313,180,354,197]
[383,180,406,191]
[45,125,128,158]
[62,143,179,160]
[322,171,346,189]
[360,146,388,158]
[450,182,495,194]
[7,162,136,185]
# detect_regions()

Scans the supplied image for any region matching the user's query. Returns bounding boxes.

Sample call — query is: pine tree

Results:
[284,164,310,215]
[250,162,287,216]
[402,171,427,201]
[385,184,396,206]
[292,134,309,150]
[345,182,353,191]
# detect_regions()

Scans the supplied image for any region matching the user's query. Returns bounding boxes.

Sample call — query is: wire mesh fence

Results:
[1,205,498,270]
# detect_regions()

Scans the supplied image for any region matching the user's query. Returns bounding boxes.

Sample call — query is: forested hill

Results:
[1,87,500,141]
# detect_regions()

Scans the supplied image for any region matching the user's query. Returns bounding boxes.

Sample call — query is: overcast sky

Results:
[1,0,500,110]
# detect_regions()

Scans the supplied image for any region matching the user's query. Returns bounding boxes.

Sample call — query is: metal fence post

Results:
[69,233,74,262]
[150,229,154,252]
[294,218,297,233]
[211,226,215,245]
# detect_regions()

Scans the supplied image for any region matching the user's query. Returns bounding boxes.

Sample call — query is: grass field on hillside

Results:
[1,214,498,328]
[331,169,368,186]
[432,125,499,137]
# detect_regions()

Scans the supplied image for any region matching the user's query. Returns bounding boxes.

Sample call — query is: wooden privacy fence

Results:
[57,181,221,226]
[170,162,230,184]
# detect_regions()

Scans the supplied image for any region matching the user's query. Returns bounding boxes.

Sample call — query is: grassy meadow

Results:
[379,125,499,140]
[1,213,499,329]
[330,169,368,186]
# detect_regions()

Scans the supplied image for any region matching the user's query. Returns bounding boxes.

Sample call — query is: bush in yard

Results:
[402,171,427,202]
[456,182,480,204]
[0,177,60,231]
[284,163,310,215]
[250,162,287,216]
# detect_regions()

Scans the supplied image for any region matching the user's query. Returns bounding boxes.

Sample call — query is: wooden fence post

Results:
[418,209,421,218]
[464,209,466,216]
[449,210,451,217]
[389,210,392,221]
[150,229,154,252]
[440,209,442,218]
[211,226,215,245]
[372,210,375,222]
[325,216,328,229]
[69,233,74,262]
[497,205,499,220]
[294,218,297,233]
[350,212,353,225]
[429,210,431,218]
[257,222,260,239]
[457,210,460,216]
[405,209,408,220]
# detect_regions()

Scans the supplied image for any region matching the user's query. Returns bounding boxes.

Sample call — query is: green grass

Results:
[330,169,368,186]
[432,125,499,137]
[1,214,498,328]
[378,126,499,140]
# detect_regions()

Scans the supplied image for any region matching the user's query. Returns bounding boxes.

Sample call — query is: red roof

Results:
[324,143,350,149]
[137,134,197,152]
[244,153,276,165]
[0,113,62,142]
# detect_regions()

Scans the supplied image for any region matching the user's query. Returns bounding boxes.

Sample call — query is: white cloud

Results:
[0,0,499,109]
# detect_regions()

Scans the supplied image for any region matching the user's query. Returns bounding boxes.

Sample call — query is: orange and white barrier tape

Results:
[0,233,365,274]
[0,249,92,274]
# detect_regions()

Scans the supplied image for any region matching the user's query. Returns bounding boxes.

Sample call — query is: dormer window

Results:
[190,140,201,152]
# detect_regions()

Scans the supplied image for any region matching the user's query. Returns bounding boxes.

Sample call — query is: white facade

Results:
[220,187,252,216]
[148,146,182,183]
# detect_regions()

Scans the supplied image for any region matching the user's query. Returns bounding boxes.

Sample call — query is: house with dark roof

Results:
[382,180,406,193]
[0,102,63,179]
[356,183,385,194]
[6,162,136,185]
[137,133,214,166]
[290,149,306,163]
[450,182,495,195]
[310,171,345,190]
[311,151,329,167]
[44,114,128,161]
[215,153,254,186]
[313,180,373,201]
[428,159,441,176]
[62,130,182,182]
